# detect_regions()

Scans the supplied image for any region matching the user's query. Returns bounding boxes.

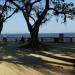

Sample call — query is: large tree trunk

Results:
[30,27,39,50]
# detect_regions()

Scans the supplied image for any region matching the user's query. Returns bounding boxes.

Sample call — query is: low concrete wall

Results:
[0,37,75,43]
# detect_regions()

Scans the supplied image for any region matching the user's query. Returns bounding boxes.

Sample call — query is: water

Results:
[1,33,75,38]
[0,33,59,38]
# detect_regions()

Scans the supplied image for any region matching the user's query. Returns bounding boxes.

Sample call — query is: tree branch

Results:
[32,0,42,5]
[8,0,33,31]
[4,9,17,21]
[34,0,49,29]
[22,11,32,32]
[30,15,36,22]
[8,0,23,11]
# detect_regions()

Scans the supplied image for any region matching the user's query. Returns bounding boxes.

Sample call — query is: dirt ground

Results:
[0,42,75,75]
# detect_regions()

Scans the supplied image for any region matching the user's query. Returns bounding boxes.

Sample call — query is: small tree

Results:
[0,0,19,33]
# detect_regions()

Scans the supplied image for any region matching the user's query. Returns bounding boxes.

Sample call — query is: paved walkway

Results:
[0,62,43,75]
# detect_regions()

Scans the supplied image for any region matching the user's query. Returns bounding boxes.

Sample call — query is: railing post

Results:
[70,37,72,43]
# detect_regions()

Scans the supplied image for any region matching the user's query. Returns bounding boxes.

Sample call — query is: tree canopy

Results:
[0,0,19,33]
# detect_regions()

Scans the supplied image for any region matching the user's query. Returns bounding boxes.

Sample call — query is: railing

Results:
[39,37,75,43]
[1,37,75,43]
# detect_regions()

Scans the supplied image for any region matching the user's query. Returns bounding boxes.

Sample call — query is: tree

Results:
[8,0,49,49]
[7,0,75,49]
[0,0,19,33]
[8,0,75,48]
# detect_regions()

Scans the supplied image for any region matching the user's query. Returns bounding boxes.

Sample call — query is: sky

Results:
[1,0,75,34]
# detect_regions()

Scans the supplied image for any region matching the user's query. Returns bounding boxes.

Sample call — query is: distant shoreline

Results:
[1,33,75,38]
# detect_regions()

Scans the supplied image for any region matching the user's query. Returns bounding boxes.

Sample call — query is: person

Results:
[20,36,25,43]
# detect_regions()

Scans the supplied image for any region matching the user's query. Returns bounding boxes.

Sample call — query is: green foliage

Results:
[50,0,75,22]
[0,0,19,33]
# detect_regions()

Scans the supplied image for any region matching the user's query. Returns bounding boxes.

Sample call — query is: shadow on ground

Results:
[0,42,75,75]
